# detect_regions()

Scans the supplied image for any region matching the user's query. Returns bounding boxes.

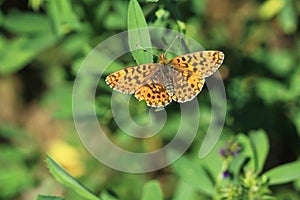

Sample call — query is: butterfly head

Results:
[158,54,169,65]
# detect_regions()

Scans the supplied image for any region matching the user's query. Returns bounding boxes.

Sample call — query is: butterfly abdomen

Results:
[160,65,174,96]
[165,81,174,96]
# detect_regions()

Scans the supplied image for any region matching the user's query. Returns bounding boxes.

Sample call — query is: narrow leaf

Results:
[36,195,65,200]
[128,0,152,64]
[45,0,81,36]
[45,155,100,200]
[249,130,269,174]
[236,134,256,171]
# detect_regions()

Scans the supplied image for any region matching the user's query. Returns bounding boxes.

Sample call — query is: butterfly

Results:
[105,51,224,107]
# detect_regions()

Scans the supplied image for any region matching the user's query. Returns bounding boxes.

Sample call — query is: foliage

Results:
[0,0,299,199]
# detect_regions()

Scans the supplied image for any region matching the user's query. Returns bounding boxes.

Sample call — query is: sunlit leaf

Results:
[263,161,300,185]
[141,180,163,200]
[259,0,285,19]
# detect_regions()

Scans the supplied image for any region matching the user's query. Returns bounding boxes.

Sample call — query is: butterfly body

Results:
[105,51,224,107]
[159,60,175,97]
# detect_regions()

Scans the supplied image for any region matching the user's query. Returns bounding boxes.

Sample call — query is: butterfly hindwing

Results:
[170,68,205,102]
[134,69,172,107]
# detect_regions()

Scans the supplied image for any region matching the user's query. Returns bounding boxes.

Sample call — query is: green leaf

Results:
[176,20,186,33]
[0,123,30,141]
[36,195,65,200]
[236,134,256,172]
[141,180,163,200]
[263,160,300,185]
[172,181,197,200]
[230,154,247,180]
[104,13,127,29]
[100,192,118,200]
[0,16,57,76]
[266,50,294,77]
[249,130,269,174]
[128,0,153,65]
[259,0,285,19]
[0,166,33,199]
[3,12,52,34]
[45,155,101,200]
[278,0,298,34]
[29,0,43,11]
[104,1,127,29]
[294,177,300,191]
[191,0,206,16]
[172,156,214,196]
[0,38,38,75]
[255,78,289,104]
[45,0,81,36]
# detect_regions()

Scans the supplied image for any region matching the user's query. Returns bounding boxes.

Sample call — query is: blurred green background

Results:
[0,0,300,199]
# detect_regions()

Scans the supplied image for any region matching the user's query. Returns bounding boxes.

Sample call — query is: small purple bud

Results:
[219,148,227,157]
[219,141,242,158]
[222,170,230,179]
[230,150,239,156]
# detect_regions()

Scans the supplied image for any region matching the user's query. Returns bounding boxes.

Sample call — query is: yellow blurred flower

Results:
[48,141,85,177]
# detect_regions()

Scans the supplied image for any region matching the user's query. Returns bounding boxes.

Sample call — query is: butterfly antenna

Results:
[164,34,181,56]
[136,45,159,57]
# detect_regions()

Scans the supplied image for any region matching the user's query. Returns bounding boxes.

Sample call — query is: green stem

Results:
[212,158,230,200]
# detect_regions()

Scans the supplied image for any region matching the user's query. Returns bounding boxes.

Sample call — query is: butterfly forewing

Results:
[105,64,159,94]
[170,51,224,78]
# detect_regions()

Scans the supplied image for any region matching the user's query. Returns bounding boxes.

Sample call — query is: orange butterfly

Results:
[106,51,224,107]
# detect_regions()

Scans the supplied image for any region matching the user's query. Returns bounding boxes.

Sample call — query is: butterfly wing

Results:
[170,51,224,78]
[106,51,224,107]
[105,64,159,94]
[134,69,172,107]
[168,51,223,102]
[170,68,205,103]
